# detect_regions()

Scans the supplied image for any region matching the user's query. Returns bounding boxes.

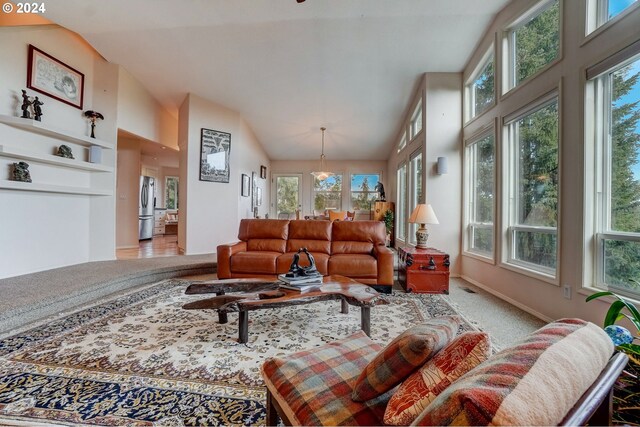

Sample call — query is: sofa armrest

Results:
[216,241,247,279]
[373,244,393,285]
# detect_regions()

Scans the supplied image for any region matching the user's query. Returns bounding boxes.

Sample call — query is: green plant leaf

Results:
[619,343,640,358]
[586,291,615,302]
[605,300,627,327]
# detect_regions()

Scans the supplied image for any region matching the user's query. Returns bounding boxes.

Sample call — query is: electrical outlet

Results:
[563,284,571,299]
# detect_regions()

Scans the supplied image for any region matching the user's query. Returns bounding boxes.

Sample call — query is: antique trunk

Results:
[397,246,450,294]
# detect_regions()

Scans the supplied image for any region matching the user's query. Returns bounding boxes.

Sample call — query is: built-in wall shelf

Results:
[0,114,114,149]
[0,180,113,196]
[0,145,114,172]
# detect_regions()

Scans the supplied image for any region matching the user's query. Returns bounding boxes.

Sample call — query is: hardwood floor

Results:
[116,235,180,259]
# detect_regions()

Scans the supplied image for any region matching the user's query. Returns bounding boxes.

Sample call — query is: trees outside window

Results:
[505,96,559,275]
[467,51,495,120]
[409,152,423,245]
[165,176,178,210]
[314,175,342,212]
[466,132,495,256]
[397,163,407,241]
[351,174,380,211]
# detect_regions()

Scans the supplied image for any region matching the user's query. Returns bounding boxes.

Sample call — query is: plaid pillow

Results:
[383,332,491,425]
[351,316,460,402]
[413,319,614,426]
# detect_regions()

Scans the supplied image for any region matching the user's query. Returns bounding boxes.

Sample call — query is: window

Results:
[409,151,423,245]
[397,163,407,241]
[313,175,342,212]
[409,99,423,140]
[590,48,640,298]
[466,132,495,257]
[467,50,495,120]
[506,0,559,91]
[505,95,559,275]
[397,131,407,153]
[351,174,380,210]
[587,0,639,34]
[165,176,179,210]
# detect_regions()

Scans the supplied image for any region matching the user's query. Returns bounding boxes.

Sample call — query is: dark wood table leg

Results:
[361,306,371,337]
[216,291,228,324]
[341,299,349,314]
[239,310,249,343]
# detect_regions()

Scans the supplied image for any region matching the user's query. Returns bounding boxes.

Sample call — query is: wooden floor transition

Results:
[116,235,180,259]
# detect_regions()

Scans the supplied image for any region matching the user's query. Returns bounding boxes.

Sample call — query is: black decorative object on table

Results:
[83,110,104,138]
[283,248,322,280]
[375,182,386,201]
[20,90,31,119]
[12,161,32,182]
[56,145,74,159]
[32,96,43,121]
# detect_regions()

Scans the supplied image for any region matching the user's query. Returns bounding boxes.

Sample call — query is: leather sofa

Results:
[217,219,394,292]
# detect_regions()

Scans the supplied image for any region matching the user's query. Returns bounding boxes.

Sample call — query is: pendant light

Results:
[311,127,334,181]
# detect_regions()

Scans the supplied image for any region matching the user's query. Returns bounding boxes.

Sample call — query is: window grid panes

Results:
[508,0,559,90]
[590,0,639,33]
[397,132,407,153]
[397,163,407,241]
[165,176,178,210]
[409,99,423,139]
[351,174,380,211]
[409,153,423,245]
[466,133,495,256]
[507,98,559,274]
[313,175,342,212]
[469,53,495,120]
[594,54,640,297]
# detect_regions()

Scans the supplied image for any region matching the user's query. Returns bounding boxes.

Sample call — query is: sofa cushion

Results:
[238,218,289,240]
[413,318,614,426]
[261,331,388,426]
[384,332,491,425]
[230,251,280,274]
[277,252,329,275]
[351,316,460,402]
[328,254,377,278]
[286,220,332,254]
[247,239,286,253]
[331,221,386,254]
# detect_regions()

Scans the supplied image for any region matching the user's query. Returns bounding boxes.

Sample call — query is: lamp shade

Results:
[408,204,439,225]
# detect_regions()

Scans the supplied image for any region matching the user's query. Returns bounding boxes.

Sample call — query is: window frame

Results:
[585,0,640,37]
[409,98,423,140]
[350,173,381,212]
[408,149,423,245]
[312,173,343,213]
[465,47,496,123]
[165,176,179,211]
[464,126,497,261]
[397,131,407,153]
[396,162,408,242]
[502,90,561,281]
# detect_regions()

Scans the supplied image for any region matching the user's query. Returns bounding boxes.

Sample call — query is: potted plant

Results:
[586,283,640,425]
[382,209,394,247]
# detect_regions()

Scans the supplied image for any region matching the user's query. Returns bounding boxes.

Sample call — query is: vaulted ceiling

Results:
[44,0,509,161]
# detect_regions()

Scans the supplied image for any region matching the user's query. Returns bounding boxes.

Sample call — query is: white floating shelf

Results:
[0,180,113,196]
[0,114,114,149]
[0,145,113,172]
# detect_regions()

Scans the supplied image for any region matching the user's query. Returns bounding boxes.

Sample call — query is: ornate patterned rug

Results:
[0,279,477,426]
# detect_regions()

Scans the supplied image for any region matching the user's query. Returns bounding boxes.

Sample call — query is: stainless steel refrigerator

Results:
[139,176,155,240]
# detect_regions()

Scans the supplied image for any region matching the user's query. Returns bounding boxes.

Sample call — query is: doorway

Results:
[271,173,302,219]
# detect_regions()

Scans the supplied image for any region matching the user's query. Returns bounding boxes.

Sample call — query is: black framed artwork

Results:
[241,174,250,197]
[260,165,267,179]
[199,128,231,182]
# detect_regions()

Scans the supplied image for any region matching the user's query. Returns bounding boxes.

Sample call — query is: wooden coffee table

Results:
[182,275,386,343]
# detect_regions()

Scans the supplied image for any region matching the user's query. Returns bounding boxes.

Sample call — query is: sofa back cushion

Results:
[238,219,289,253]
[287,220,332,254]
[413,318,614,426]
[331,220,386,255]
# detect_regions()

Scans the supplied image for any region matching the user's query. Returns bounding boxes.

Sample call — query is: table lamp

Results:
[408,204,439,249]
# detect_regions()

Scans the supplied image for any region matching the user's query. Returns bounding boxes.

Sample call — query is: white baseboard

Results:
[459,275,554,323]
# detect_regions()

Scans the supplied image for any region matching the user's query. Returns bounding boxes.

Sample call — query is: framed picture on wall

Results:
[199,128,231,182]
[260,165,267,179]
[251,171,257,210]
[256,187,262,206]
[241,174,250,197]
[27,44,85,109]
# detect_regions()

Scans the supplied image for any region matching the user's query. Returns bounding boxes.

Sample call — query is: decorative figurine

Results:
[56,145,74,159]
[285,248,321,279]
[83,110,104,138]
[20,90,32,119]
[12,161,32,182]
[32,96,44,121]
[375,182,386,201]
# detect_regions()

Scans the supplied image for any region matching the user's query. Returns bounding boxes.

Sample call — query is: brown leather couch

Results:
[217,219,394,292]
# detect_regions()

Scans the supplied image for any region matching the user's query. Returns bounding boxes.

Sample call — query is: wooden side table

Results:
[397,246,450,294]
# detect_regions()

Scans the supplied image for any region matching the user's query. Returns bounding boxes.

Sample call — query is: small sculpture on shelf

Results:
[83,110,104,138]
[56,145,74,159]
[32,96,44,121]
[374,181,386,201]
[20,90,32,119]
[12,161,32,183]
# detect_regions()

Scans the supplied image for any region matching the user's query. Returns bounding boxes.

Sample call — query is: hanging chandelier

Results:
[311,127,334,181]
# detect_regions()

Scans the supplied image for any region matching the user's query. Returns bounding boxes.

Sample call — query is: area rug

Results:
[0,279,478,426]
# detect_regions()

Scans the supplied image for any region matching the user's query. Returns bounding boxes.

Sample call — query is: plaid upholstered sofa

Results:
[261,317,627,426]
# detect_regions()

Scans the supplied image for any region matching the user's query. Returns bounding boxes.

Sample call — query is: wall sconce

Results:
[437,157,448,175]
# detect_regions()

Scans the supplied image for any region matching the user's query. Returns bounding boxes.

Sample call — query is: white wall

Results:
[460,0,640,324]
[115,137,141,249]
[178,93,270,255]
[0,25,117,278]
[270,159,388,218]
